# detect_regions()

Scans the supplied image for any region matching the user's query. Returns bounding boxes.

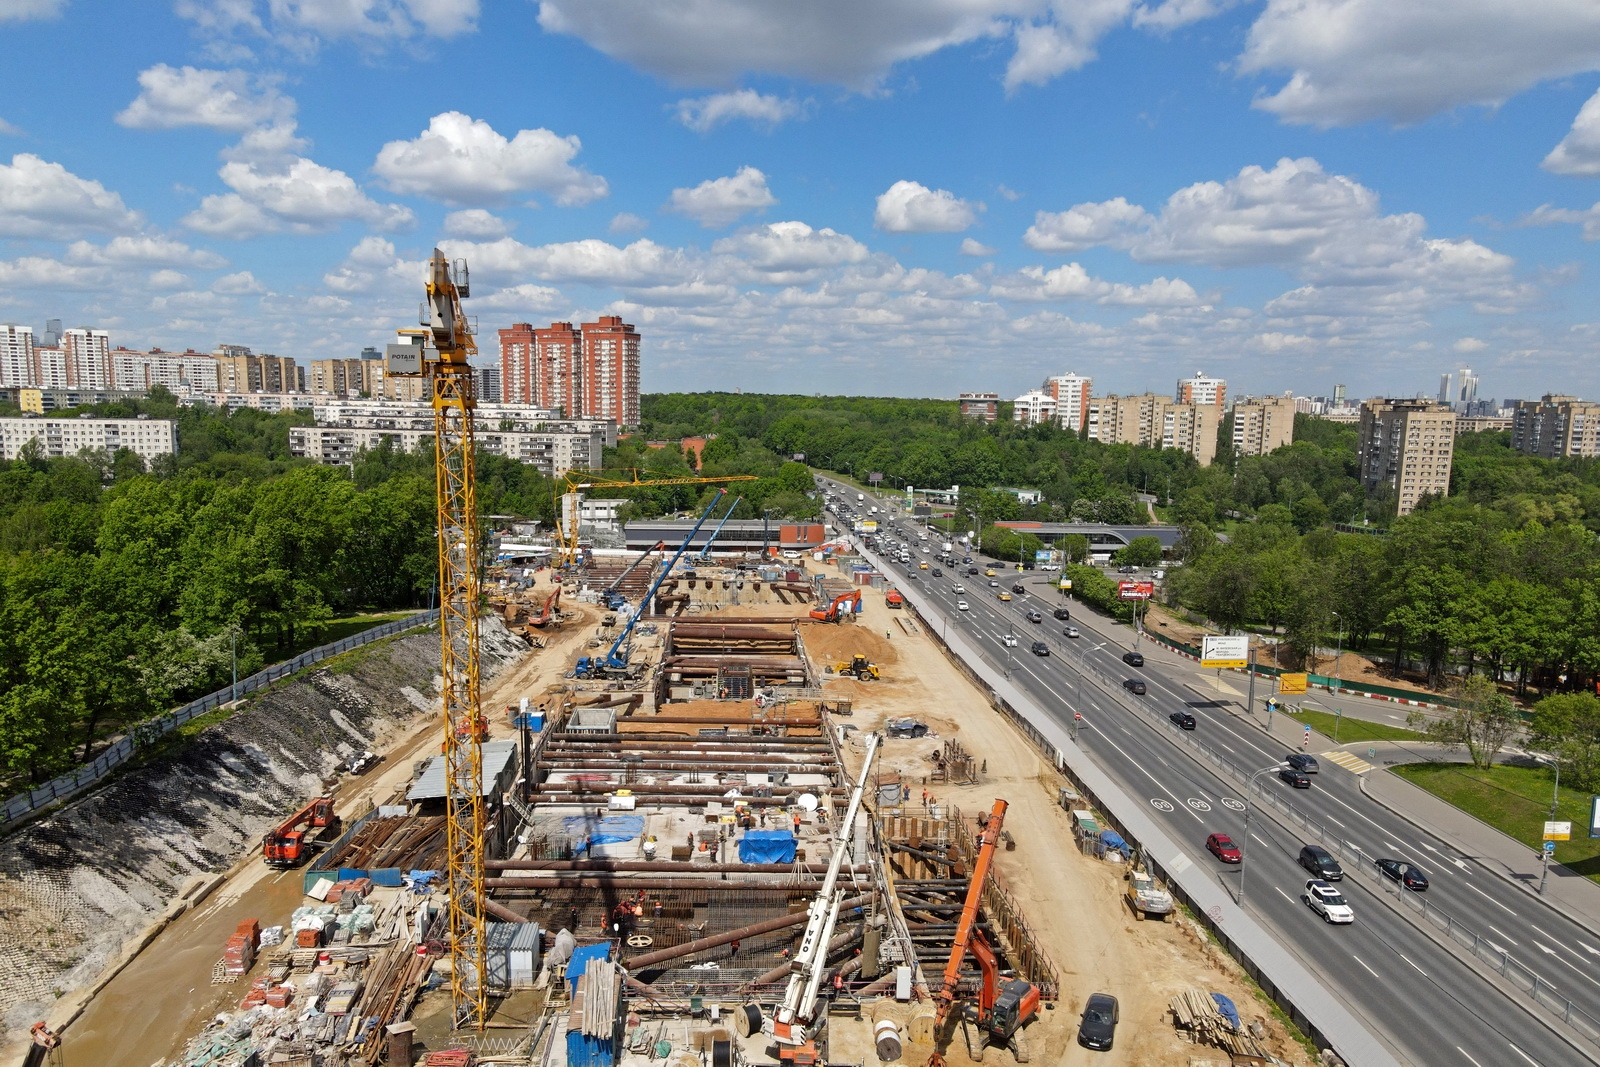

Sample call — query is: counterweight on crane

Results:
[756,732,882,1066]
[387,248,487,1031]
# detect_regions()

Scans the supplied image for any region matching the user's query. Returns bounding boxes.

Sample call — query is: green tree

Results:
[1115,536,1164,568]
[1408,674,1522,769]
[1529,692,1600,792]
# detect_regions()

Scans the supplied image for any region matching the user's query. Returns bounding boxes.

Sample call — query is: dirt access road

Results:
[795,594,1311,1067]
[52,590,598,1067]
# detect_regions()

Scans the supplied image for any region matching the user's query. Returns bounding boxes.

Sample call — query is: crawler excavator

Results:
[809,589,862,623]
[926,799,1039,1066]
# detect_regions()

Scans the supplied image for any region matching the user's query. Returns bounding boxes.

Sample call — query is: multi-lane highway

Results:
[822,479,1599,1067]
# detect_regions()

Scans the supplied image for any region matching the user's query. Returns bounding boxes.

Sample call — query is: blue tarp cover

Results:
[566,942,612,991]
[738,830,797,864]
[562,814,645,852]
[1211,993,1240,1030]
[1099,830,1127,850]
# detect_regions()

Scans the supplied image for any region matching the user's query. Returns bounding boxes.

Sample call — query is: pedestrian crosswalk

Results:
[1321,749,1374,774]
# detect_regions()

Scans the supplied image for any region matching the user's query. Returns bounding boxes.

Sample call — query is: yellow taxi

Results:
[997,591,1012,601]
[919,561,929,569]
[984,568,997,577]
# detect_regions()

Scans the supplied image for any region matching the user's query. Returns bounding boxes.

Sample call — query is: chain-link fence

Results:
[1,610,439,826]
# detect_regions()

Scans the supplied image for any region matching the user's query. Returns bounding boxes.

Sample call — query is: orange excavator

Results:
[809,589,862,623]
[262,797,341,867]
[527,585,562,627]
[926,799,1039,1066]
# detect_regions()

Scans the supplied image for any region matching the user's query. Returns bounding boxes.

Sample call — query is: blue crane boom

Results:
[694,495,742,563]
[601,540,666,609]
[576,490,727,678]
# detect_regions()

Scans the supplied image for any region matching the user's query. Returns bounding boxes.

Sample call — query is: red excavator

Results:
[809,590,862,623]
[926,799,1039,1066]
[262,797,341,868]
[527,585,562,627]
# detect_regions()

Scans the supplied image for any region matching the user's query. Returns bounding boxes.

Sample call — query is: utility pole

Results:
[1246,642,1256,720]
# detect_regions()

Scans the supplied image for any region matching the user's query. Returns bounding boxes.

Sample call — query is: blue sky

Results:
[4,1,1600,403]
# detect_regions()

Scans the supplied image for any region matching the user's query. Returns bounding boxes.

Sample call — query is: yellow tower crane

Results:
[555,468,758,568]
[387,248,487,1030]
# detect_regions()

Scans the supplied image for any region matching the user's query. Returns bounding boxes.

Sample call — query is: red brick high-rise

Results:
[497,323,535,404]
[581,315,640,426]
[535,322,584,417]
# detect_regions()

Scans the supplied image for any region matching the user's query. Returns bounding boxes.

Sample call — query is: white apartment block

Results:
[0,324,33,387]
[1012,389,1057,426]
[1176,370,1226,408]
[1231,394,1297,456]
[1045,373,1092,433]
[189,392,318,413]
[110,348,220,394]
[309,398,618,448]
[290,423,606,477]
[62,328,112,388]
[0,415,177,462]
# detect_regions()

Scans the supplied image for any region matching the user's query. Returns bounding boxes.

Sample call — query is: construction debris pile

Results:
[1168,986,1271,1059]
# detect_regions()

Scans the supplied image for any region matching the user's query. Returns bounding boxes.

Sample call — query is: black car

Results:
[962,556,972,564]
[1117,564,1139,574]
[1123,679,1147,695]
[1279,767,1312,789]
[967,566,980,575]
[1286,753,1320,774]
[1077,993,1119,1051]
[1375,858,1430,891]
[1169,711,1196,730]
[1030,641,1049,656]
[1053,607,1071,621]
[930,567,942,577]
[1298,844,1343,881]
[1026,610,1043,623]
[1011,582,1026,594]
[1122,651,1145,667]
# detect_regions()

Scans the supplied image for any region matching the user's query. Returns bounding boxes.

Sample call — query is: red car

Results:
[1206,833,1242,864]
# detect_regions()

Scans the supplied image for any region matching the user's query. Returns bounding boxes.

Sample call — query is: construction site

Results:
[20,253,1311,1067]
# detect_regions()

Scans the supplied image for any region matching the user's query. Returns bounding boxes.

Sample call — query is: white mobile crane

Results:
[759,732,882,1066]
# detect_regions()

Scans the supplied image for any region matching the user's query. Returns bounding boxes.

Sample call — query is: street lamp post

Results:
[1239,762,1289,907]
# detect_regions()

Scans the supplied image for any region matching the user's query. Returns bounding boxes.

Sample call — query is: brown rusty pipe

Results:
[487,860,869,874]
[624,894,873,970]
[487,877,828,890]
[745,927,864,987]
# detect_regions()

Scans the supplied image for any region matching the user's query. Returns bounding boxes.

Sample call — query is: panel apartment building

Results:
[1086,393,1219,466]
[1231,394,1297,456]
[1357,398,1457,515]
[498,316,641,426]
[1510,394,1600,458]
[0,414,177,462]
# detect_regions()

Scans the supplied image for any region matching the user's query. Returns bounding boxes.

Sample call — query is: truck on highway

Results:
[857,492,865,502]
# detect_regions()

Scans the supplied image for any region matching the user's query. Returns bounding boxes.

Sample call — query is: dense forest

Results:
[3,386,1597,790]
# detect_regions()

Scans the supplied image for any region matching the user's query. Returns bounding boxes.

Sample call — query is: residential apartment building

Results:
[1510,394,1600,458]
[536,321,583,414]
[1231,394,1296,456]
[1456,414,1513,435]
[1012,389,1057,426]
[958,391,999,421]
[0,324,33,387]
[1,324,124,390]
[474,365,502,403]
[109,348,219,394]
[1357,398,1457,516]
[1176,370,1226,409]
[215,348,302,393]
[61,328,112,388]
[193,392,317,414]
[1045,373,1092,433]
[582,315,641,426]
[0,414,176,462]
[20,387,147,413]
[307,358,381,397]
[1087,392,1219,466]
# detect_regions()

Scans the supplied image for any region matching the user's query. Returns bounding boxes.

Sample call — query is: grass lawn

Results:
[1393,762,1600,882]
[1287,706,1424,744]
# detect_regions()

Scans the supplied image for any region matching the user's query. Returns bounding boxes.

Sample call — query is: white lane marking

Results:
[1080,716,1207,824]
[1456,1048,1485,1067]
[1251,834,1270,847]
[1508,1043,1541,1066]
[1531,940,1600,991]
[1275,886,1294,904]
[1457,878,1518,916]
[1398,952,1427,977]
[1486,925,1519,947]
[1352,954,1381,979]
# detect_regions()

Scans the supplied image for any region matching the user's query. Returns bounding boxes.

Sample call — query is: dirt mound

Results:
[802,621,900,669]
[0,617,525,1041]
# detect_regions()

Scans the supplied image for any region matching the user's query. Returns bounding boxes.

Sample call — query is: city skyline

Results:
[5,4,1600,399]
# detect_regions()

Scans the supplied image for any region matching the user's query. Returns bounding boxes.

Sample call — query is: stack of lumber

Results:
[1167,987,1266,1058]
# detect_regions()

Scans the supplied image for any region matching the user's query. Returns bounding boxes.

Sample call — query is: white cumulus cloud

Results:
[373,111,607,207]
[64,236,227,269]
[609,212,649,234]
[712,221,872,276]
[675,90,805,132]
[0,153,142,238]
[875,180,980,233]
[1003,0,1137,93]
[175,0,479,49]
[990,262,1201,306]
[443,208,514,239]
[1453,337,1488,353]
[116,65,293,132]
[213,270,265,294]
[1024,196,1150,252]
[0,0,64,22]
[1241,0,1600,127]
[959,238,998,256]
[1544,87,1600,176]
[666,167,777,228]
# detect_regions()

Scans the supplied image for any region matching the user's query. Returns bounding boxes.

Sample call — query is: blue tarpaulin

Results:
[566,942,612,993]
[1099,830,1127,851]
[738,830,797,864]
[562,814,644,852]
[1211,993,1240,1030]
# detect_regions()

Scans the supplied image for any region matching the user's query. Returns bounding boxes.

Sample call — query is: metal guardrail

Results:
[1,610,440,826]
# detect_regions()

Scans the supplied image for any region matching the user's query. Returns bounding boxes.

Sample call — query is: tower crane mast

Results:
[390,248,488,1031]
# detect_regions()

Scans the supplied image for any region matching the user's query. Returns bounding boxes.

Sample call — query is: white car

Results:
[1065,626,1080,638]
[957,601,970,611]
[1003,634,1018,647]
[952,584,965,593]
[1303,880,1354,924]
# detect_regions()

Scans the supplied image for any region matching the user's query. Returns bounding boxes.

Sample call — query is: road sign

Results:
[1278,672,1308,694]
[1592,796,1600,839]
[1059,578,1073,591]
[1544,820,1573,841]
[1074,712,1082,721]
[1201,634,1249,668]
[1545,841,1558,853]
[1117,580,1154,600]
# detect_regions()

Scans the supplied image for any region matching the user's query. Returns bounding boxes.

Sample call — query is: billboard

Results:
[1278,673,1308,694]
[1201,634,1249,668]
[1591,797,1600,839]
[1117,580,1155,600]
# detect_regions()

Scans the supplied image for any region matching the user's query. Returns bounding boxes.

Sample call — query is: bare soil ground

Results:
[709,594,1312,1067]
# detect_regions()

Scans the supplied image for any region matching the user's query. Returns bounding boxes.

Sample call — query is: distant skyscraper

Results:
[62,327,112,388]
[0,324,34,387]
[1045,372,1092,433]
[1176,370,1226,408]
[1333,383,1347,408]
[498,322,536,405]
[41,319,62,347]
[580,315,640,426]
[1438,367,1478,410]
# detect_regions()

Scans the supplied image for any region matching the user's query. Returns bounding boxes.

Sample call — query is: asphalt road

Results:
[822,481,1599,1067]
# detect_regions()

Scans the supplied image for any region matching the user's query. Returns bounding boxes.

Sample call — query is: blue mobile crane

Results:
[694,495,742,564]
[575,490,727,680]
[600,540,666,610]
